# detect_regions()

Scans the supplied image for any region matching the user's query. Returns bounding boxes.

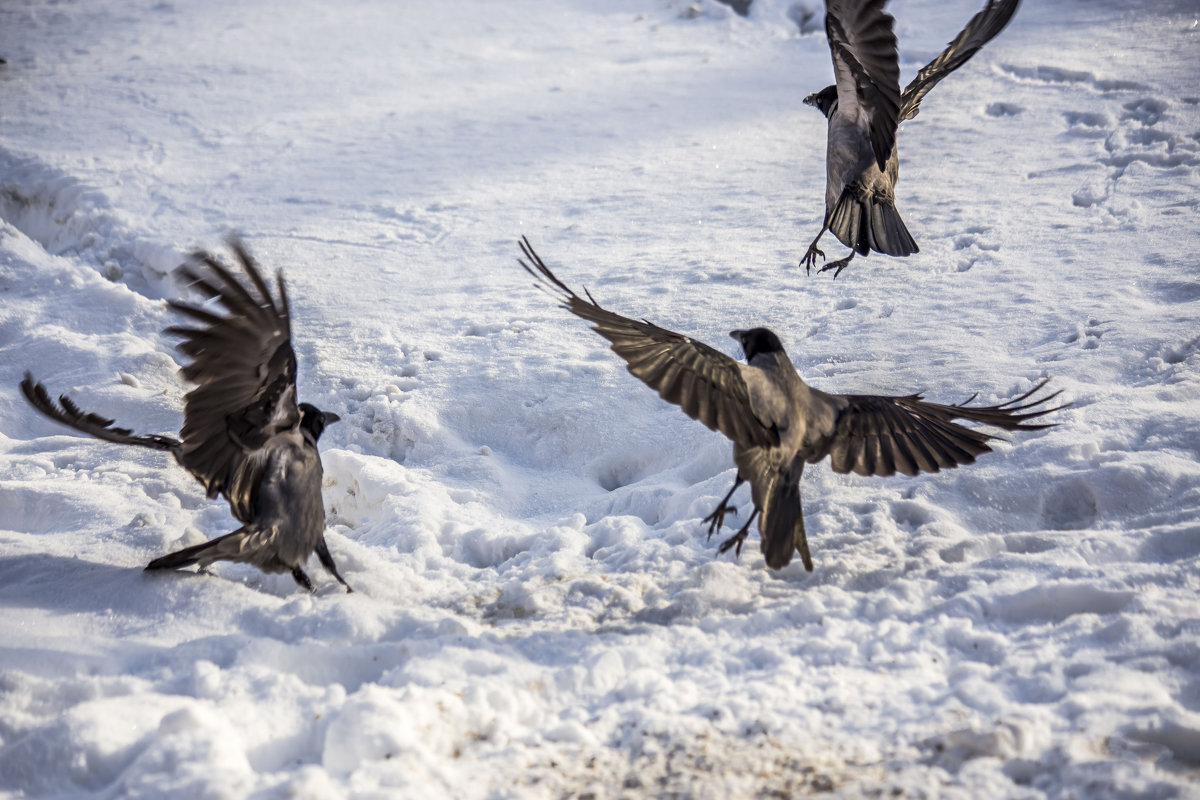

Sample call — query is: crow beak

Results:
[802,93,817,107]
[729,329,746,342]
[323,411,341,425]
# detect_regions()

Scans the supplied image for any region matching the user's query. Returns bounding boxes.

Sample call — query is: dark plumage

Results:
[519,237,1063,570]
[21,238,351,593]
[801,0,1021,276]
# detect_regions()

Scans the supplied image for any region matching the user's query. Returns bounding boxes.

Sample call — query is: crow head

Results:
[731,328,785,363]
[299,403,340,443]
[803,85,838,118]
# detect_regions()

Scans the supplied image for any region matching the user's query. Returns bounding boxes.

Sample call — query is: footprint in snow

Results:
[1039,477,1098,531]
[1121,98,1169,126]
[1063,318,1109,350]
[998,63,1147,93]
[985,102,1023,117]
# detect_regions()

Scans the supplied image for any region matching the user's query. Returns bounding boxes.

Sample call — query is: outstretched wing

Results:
[20,373,181,452]
[825,379,1063,477]
[825,0,903,172]
[167,237,299,518]
[518,237,778,450]
[899,0,1021,122]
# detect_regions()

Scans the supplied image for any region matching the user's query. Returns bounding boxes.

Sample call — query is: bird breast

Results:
[254,432,328,566]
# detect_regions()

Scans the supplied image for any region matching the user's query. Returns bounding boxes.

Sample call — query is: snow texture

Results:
[1,0,1198,797]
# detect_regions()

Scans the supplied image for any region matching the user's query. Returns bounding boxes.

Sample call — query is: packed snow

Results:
[1,0,1198,796]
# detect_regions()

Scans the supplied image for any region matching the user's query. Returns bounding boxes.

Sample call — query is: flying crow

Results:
[21,238,351,593]
[801,0,1020,276]
[519,237,1062,570]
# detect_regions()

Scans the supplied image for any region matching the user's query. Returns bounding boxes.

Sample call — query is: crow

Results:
[801,0,1021,276]
[519,237,1062,570]
[21,238,351,593]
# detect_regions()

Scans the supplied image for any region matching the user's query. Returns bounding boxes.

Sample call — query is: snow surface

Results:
[1,0,1199,796]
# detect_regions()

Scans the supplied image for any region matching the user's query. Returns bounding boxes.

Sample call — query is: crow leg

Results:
[801,218,830,273]
[315,539,353,593]
[291,567,315,593]
[818,251,855,278]
[718,508,761,559]
[702,476,744,540]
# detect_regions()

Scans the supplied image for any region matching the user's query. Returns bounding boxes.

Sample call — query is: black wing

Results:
[167,238,299,518]
[899,0,1021,122]
[518,237,778,450]
[826,0,903,172]
[20,373,181,452]
[826,379,1063,477]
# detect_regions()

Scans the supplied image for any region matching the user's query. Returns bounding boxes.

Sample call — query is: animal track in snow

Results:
[358,202,452,245]
[1063,318,1108,350]
[1121,98,1169,126]
[1064,111,1110,129]
[1000,59,1199,219]
[998,64,1147,93]
[1039,477,1098,531]
[984,102,1022,118]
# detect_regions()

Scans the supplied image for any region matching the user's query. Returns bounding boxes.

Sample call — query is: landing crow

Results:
[801,0,1020,276]
[22,238,351,593]
[519,237,1062,570]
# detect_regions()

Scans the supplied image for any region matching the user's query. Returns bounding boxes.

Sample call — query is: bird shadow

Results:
[0,551,162,615]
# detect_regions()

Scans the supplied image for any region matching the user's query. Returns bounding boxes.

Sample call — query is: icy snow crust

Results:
[1,0,1198,796]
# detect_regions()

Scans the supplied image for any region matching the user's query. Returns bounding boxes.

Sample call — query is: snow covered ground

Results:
[1,0,1198,796]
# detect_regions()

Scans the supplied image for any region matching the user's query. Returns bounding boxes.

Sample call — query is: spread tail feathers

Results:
[828,189,918,258]
[21,373,181,453]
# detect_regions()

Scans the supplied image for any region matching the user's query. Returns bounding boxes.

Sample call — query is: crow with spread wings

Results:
[801,0,1021,277]
[21,238,351,593]
[519,237,1062,571]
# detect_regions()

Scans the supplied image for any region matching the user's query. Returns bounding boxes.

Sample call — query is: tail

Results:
[145,528,249,571]
[737,448,813,571]
[21,373,181,453]
[828,189,918,258]
[758,468,814,572]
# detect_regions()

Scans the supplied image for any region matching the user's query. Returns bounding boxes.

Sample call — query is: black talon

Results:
[817,251,856,278]
[718,509,761,559]
[801,244,826,274]
[702,476,744,540]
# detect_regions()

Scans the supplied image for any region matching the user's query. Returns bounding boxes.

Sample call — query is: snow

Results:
[1,0,1198,796]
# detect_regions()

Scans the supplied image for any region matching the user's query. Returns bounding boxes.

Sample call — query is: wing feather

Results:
[518,237,778,450]
[168,237,299,520]
[826,0,902,171]
[828,380,1063,477]
[899,0,1021,122]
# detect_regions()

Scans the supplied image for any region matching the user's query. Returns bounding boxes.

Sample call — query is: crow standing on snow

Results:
[518,237,1062,570]
[801,0,1020,276]
[21,238,352,593]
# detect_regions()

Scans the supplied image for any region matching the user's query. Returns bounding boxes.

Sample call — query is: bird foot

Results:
[800,244,826,274]
[702,501,737,540]
[817,253,855,278]
[717,515,756,559]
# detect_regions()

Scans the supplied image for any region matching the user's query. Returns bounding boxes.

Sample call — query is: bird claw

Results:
[716,513,757,559]
[717,529,748,558]
[800,245,826,274]
[702,502,736,541]
[817,255,854,278]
